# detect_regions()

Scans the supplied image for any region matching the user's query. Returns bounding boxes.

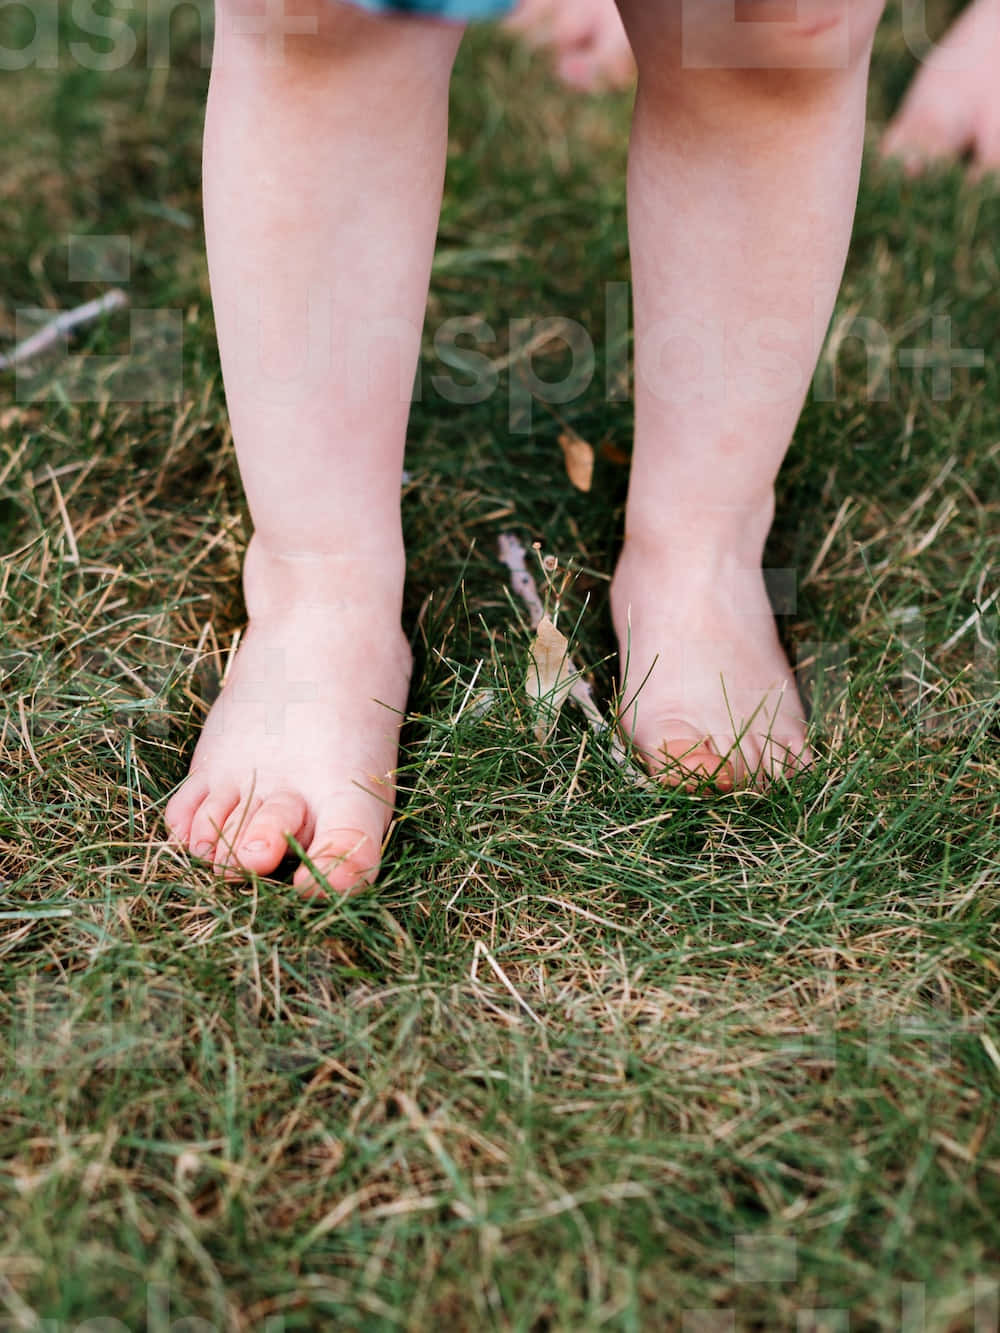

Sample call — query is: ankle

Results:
[619,490,776,570]
[242,532,407,622]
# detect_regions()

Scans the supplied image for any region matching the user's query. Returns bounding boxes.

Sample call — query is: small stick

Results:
[497,531,546,625]
[498,532,653,787]
[0,289,128,372]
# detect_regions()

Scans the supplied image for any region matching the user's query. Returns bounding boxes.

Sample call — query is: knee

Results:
[631,0,887,109]
[730,0,887,80]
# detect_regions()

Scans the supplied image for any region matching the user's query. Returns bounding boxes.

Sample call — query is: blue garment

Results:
[348,0,513,19]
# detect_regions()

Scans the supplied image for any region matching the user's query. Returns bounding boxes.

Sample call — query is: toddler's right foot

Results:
[504,0,635,91]
[164,539,412,896]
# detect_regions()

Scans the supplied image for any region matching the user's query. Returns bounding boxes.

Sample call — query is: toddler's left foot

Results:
[610,528,813,791]
[505,0,635,92]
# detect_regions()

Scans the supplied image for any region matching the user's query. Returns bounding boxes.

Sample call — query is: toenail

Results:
[242,840,268,853]
[194,842,213,857]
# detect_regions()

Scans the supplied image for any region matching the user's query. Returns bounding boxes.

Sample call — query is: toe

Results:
[755,724,812,785]
[213,797,264,875]
[293,825,382,899]
[219,790,311,880]
[164,777,210,845]
[188,785,242,864]
[663,741,735,793]
[644,722,738,793]
[783,739,814,778]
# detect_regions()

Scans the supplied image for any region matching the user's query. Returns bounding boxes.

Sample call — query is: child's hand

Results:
[504,0,635,92]
[881,0,1000,176]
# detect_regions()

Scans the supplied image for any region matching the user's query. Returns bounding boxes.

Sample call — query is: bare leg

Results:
[164,1,463,892]
[882,0,1000,174]
[610,0,886,789]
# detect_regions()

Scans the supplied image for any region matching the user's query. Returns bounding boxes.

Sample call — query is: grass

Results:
[1,1,999,1327]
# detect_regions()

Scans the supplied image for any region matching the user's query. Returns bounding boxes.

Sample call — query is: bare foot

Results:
[610,526,812,792]
[881,0,1000,175]
[164,537,412,895]
[504,0,635,92]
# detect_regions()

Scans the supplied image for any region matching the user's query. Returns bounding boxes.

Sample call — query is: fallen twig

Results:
[0,289,129,372]
[497,532,653,787]
[497,531,546,624]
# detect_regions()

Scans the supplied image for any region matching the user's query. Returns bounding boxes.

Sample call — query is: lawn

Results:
[0,1,998,1328]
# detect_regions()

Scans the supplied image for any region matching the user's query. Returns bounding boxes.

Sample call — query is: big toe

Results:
[292,824,382,899]
[640,720,741,793]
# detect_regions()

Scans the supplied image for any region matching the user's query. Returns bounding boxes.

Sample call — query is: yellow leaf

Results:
[526,616,575,743]
[558,430,594,493]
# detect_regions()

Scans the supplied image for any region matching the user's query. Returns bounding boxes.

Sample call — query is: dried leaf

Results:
[599,439,630,466]
[558,430,594,493]
[526,616,575,743]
